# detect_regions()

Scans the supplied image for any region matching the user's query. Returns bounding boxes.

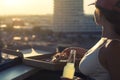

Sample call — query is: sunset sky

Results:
[0,0,95,16]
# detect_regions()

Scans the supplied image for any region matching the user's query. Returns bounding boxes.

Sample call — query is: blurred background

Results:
[0,0,101,52]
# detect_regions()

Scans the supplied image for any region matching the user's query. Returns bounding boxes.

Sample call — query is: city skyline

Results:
[0,0,95,16]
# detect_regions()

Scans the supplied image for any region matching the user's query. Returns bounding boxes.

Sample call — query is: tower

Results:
[53,0,84,32]
[53,0,101,34]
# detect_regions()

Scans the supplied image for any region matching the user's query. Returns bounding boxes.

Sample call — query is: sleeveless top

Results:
[79,40,111,80]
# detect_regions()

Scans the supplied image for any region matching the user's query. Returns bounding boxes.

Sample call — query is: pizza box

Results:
[23,53,81,71]
[23,54,67,71]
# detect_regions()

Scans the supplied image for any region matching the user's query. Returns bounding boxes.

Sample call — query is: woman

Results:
[53,0,120,80]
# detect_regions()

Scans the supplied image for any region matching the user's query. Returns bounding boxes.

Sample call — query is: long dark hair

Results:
[97,6,120,35]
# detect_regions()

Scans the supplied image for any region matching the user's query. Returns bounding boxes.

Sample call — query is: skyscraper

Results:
[53,0,101,33]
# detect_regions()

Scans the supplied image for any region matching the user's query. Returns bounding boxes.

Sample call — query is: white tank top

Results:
[79,42,111,80]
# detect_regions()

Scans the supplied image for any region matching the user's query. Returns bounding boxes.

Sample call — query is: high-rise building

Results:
[52,0,101,33]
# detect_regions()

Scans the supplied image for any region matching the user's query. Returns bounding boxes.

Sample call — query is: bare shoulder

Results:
[99,40,119,62]
[99,39,120,79]
[99,39,120,57]
[105,40,120,56]
[102,39,120,61]
[107,39,120,49]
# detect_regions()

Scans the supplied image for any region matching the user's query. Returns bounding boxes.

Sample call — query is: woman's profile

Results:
[53,0,120,80]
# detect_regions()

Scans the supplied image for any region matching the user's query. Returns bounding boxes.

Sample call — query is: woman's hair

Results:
[96,6,120,35]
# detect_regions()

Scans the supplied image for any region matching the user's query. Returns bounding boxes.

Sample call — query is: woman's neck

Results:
[102,26,120,39]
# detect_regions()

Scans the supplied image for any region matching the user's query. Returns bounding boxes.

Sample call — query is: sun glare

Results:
[0,0,53,15]
[3,0,25,7]
[0,0,95,15]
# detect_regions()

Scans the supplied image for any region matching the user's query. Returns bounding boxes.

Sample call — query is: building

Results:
[52,0,101,34]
